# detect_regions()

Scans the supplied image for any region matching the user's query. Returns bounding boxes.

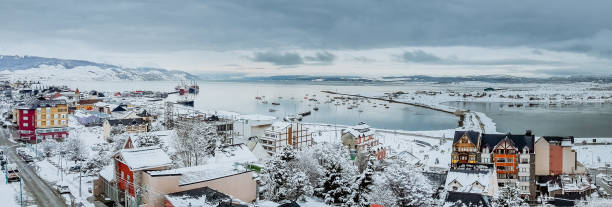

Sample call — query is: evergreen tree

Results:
[261,146,313,202]
[346,149,376,207]
[319,161,353,204]
[495,183,527,207]
[380,163,434,206]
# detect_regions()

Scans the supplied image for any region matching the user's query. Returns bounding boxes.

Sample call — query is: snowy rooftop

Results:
[208,144,258,164]
[118,147,172,171]
[100,163,115,181]
[445,169,493,194]
[267,122,291,132]
[148,162,250,186]
[344,123,375,138]
[165,187,230,207]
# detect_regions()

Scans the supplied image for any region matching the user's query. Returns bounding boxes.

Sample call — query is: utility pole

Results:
[79,154,82,198]
[20,175,22,207]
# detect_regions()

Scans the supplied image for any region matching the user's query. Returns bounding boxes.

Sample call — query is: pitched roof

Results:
[445,191,491,207]
[117,147,172,171]
[453,130,480,146]
[343,122,375,138]
[148,162,251,186]
[78,99,102,105]
[107,118,147,126]
[541,136,574,144]
[480,133,534,152]
[18,99,67,109]
[136,109,152,117]
[165,187,231,207]
[445,169,493,194]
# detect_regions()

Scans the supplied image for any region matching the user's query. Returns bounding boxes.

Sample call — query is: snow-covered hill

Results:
[0,55,199,81]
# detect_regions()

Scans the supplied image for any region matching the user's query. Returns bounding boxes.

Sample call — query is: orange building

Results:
[453,130,536,199]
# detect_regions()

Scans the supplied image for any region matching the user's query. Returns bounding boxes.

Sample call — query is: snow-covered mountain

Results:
[0,55,199,81]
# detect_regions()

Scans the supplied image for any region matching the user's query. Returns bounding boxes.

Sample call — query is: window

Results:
[23,110,28,114]
[121,171,124,180]
[61,114,66,119]
[46,107,51,112]
[23,123,28,127]
[54,114,58,119]
[60,120,66,125]
[37,114,41,119]
[54,120,58,125]
[23,116,28,120]
[36,108,41,112]
[46,114,50,119]
[46,121,50,126]
[37,121,41,126]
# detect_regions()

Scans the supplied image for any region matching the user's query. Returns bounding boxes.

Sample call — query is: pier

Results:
[321,90,467,127]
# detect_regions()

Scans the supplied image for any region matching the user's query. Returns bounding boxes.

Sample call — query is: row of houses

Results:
[445,130,590,206]
[94,138,257,207]
[237,117,386,160]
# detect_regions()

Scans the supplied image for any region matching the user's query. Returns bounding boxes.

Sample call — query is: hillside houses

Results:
[341,122,386,160]
[103,118,150,140]
[94,142,258,207]
[448,130,591,205]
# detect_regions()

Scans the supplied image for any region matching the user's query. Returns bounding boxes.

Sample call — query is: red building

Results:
[16,108,36,139]
[14,99,69,141]
[112,142,173,196]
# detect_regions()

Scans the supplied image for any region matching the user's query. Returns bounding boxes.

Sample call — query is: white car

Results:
[56,183,70,194]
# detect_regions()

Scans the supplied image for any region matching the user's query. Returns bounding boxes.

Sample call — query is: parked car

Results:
[56,183,70,194]
[22,155,33,163]
[69,165,82,173]
[6,164,20,182]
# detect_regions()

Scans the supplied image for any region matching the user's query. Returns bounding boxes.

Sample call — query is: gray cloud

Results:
[1,0,612,76]
[400,50,443,63]
[252,52,303,65]
[304,51,336,63]
[2,0,612,56]
[397,50,560,66]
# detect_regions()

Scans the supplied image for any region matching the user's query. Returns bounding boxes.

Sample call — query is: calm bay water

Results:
[444,101,612,137]
[62,81,459,131]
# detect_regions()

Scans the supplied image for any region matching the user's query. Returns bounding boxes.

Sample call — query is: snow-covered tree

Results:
[495,183,527,207]
[65,135,86,162]
[260,145,313,202]
[346,149,377,207]
[371,163,435,207]
[302,144,355,205]
[174,120,219,167]
[135,133,162,148]
[83,143,111,174]
[40,139,58,157]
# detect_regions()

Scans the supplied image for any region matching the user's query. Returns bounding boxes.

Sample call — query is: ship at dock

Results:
[176,81,199,95]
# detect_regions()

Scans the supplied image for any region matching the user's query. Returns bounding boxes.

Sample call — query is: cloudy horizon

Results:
[1,0,611,77]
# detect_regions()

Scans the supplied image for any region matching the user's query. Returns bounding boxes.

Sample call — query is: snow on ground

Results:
[0,172,19,206]
[573,145,612,169]
[306,122,453,169]
[34,158,96,207]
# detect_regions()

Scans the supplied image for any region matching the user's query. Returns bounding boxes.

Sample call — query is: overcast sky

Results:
[1,0,611,77]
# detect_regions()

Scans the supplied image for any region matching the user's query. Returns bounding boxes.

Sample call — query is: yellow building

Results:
[35,101,69,129]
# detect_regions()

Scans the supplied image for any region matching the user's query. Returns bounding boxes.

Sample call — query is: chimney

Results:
[525,130,532,136]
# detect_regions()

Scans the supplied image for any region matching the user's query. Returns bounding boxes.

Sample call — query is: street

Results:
[596,174,612,196]
[1,129,68,207]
